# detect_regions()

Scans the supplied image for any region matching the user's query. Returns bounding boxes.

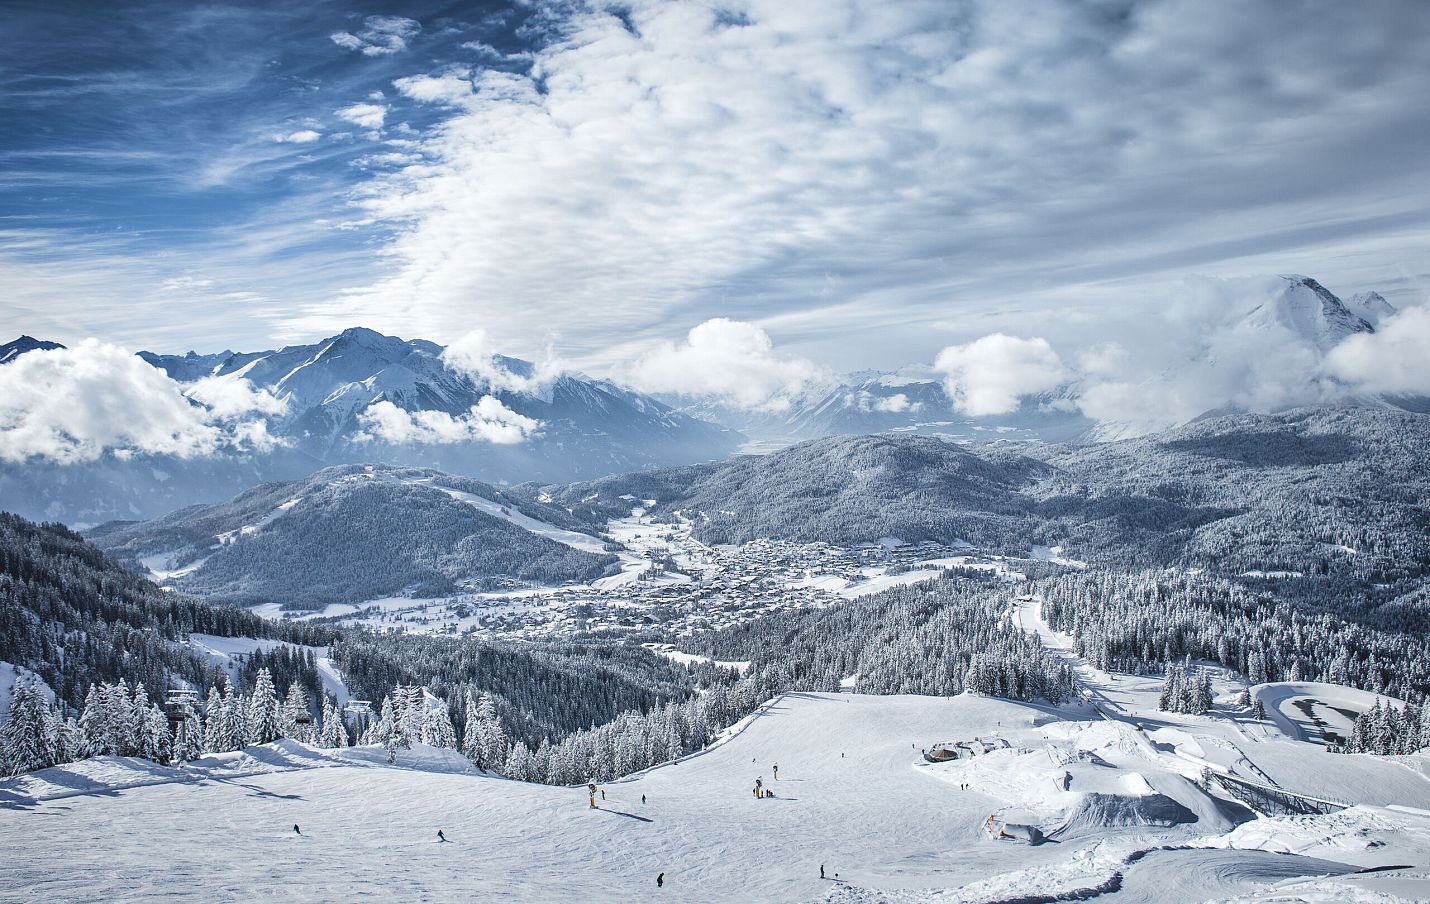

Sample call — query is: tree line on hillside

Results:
[687,573,1075,703]
[0,514,337,714]
[1038,569,1430,701]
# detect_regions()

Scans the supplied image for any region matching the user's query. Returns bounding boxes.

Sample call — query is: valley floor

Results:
[3,692,1430,903]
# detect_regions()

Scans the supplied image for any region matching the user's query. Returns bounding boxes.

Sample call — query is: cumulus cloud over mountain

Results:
[355,397,539,445]
[0,341,281,464]
[625,319,824,411]
[925,275,1430,433]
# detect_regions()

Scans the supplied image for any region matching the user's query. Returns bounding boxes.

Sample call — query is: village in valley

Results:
[290,509,1014,641]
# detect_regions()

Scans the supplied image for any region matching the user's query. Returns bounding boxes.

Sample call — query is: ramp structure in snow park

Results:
[1199,768,1350,817]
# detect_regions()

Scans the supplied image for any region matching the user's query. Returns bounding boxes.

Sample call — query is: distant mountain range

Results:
[688,275,1420,445]
[3,275,1424,527]
[0,328,741,525]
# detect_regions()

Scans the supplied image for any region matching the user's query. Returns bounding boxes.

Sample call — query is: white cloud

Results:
[440,329,561,394]
[336,103,387,130]
[393,73,476,107]
[933,334,1067,416]
[623,319,823,411]
[183,376,288,419]
[1327,305,1430,396]
[354,397,539,445]
[1066,276,1360,432]
[330,15,420,57]
[847,391,919,414]
[0,341,280,464]
[296,0,1430,369]
[273,129,322,144]
[158,276,214,293]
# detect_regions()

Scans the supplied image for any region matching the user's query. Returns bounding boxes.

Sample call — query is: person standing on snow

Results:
[656,872,664,888]
[773,763,779,780]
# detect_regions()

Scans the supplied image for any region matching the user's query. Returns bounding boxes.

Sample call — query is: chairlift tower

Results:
[344,699,374,740]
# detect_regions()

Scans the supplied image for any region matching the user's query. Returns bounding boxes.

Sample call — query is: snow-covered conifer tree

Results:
[222,681,248,749]
[281,684,310,743]
[138,700,171,763]
[1,679,58,775]
[421,705,457,749]
[202,686,227,753]
[504,741,536,782]
[248,668,281,745]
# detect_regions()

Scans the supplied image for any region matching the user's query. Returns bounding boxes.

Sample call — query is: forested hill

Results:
[537,408,1430,615]
[537,433,1054,547]
[88,464,618,610]
[1033,407,1430,582]
[0,513,336,713]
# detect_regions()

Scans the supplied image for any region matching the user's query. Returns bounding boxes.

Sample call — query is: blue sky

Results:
[4,0,1430,384]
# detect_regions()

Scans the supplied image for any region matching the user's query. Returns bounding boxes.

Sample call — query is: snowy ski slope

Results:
[3,692,1428,903]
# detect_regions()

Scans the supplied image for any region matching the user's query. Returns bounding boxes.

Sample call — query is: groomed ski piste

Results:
[4,677,1430,903]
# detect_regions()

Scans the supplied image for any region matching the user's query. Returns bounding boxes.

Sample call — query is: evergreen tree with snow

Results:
[318,698,349,748]
[1157,664,1178,712]
[460,693,507,772]
[138,699,171,763]
[202,686,228,753]
[248,668,281,745]
[281,684,311,743]
[504,741,536,781]
[222,681,248,749]
[2,679,58,776]
[421,705,457,749]
[461,690,483,763]
[56,716,84,765]
[77,684,106,757]
[377,696,408,764]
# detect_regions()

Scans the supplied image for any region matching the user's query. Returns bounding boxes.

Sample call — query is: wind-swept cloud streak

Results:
[305,0,1430,369]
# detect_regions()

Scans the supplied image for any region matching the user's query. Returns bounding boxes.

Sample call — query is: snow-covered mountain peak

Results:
[1347,290,1396,325]
[1245,275,1375,353]
[0,335,65,365]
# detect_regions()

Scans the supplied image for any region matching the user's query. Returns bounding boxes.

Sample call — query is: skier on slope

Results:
[656,872,664,888]
[292,824,301,835]
[437,830,446,842]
